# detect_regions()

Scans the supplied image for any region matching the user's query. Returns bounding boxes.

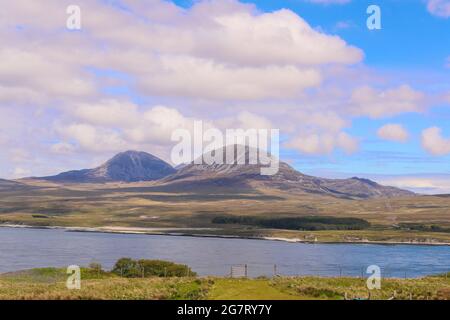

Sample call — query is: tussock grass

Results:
[1,268,448,300]
[272,276,450,300]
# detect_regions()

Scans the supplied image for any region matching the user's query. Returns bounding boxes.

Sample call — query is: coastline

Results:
[1,223,449,247]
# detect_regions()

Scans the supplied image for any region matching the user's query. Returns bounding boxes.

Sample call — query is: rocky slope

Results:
[161,145,414,199]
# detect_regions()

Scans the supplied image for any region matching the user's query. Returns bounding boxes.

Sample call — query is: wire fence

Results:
[189,263,447,279]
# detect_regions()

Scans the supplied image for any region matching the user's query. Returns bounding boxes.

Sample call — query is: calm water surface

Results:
[0,227,449,277]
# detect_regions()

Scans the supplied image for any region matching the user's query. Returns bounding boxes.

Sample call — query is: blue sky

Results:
[0,0,449,193]
[247,0,450,183]
[155,0,450,184]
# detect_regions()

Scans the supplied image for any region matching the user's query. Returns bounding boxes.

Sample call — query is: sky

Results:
[0,0,449,194]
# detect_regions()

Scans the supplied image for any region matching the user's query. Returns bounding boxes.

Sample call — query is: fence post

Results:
[274,264,277,277]
[245,264,248,278]
[339,266,342,278]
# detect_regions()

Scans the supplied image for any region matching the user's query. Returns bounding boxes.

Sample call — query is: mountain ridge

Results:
[29,147,414,199]
[161,145,414,199]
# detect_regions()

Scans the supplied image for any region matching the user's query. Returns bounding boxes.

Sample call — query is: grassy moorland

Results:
[0,266,449,300]
[0,180,449,245]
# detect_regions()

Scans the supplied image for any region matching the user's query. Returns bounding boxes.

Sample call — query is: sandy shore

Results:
[1,223,449,246]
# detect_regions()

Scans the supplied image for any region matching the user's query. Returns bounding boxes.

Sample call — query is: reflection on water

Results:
[0,227,449,277]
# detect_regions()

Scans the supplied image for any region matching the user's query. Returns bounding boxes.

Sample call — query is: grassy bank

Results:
[0,267,448,300]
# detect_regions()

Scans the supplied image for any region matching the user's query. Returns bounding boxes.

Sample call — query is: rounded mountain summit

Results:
[42,151,176,183]
[37,148,413,199]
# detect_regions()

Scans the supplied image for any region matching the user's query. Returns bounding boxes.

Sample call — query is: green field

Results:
[0,267,449,300]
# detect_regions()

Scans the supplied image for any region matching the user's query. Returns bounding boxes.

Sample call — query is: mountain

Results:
[0,179,31,191]
[320,177,414,199]
[34,146,414,198]
[161,145,414,199]
[40,151,176,183]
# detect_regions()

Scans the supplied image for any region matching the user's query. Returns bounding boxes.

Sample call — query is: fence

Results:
[230,264,248,278]
[200,263,445,279]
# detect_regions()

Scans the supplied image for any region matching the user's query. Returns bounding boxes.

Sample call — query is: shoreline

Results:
[1,223,450,247]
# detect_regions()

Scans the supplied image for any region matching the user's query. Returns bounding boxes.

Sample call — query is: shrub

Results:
[212,215,370,231]
[397,223,450,233]
[112,258,140,277]
[297,286,341,298]
[112,258,196,278]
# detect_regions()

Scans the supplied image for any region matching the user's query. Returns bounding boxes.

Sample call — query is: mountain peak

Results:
[162,145,414,199]
[115,150,151,157]
[350,177,378,187]
[40,151,176,183]
[36,147,414,199]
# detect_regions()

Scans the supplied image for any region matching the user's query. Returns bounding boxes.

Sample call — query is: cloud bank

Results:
[0,0,446,186]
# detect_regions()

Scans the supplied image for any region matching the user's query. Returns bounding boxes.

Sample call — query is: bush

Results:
[397,223,450,233]
[297,286,341,299]
[212,215,370,231]
[112,258,140,277]
[112,258,196,278]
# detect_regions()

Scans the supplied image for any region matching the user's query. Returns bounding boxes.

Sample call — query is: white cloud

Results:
[137,56,322,100]
[12,167,31,179]
[286,132,358,155]
[378,175,450,194]
[0,48,96,106]
[50,142,76,155]
[199,8,362,66]
[58,100,215,153]
[351,85,424,119]
[236,111,273,130]
[10,148,31,163]
[427,0,450,18]
[56,123,128,153]
[0,85,47,106]
[0,0,445,175]
[72,100,140,127]
[0,0,363,104]
[215,111,274,132]
[421,127,450,156]
[125,106,205,145]
[377,124,409,142]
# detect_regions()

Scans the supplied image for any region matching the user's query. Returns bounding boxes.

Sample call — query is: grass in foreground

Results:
[0,268,209,300]
[0,268,449,300]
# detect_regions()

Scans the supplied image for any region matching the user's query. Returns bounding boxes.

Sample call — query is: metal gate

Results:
[230,264,248,278]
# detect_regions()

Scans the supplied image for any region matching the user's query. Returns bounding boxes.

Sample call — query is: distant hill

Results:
[161,145,415,199]
[32,146,414,198]
[0,179,31,191]
[39,151,176,183]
